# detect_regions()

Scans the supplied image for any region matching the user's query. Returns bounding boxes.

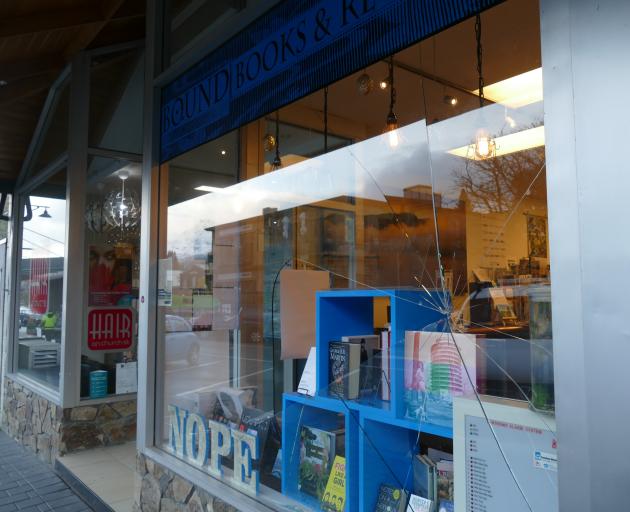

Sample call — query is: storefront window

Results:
[155,1,555,510]
[16,169,67,391]
[82,156,141,399]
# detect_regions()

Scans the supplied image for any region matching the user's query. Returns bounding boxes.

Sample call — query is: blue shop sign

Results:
[160,0,501,162]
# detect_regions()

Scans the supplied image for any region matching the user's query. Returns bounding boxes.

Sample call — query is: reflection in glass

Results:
[17,170,67,390]
[89,49,144,154]
[81,157,141,399]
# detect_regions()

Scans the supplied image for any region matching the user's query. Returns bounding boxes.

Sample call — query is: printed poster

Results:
[404,331,476,428]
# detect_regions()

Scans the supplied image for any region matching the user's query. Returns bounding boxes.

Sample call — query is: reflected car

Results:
[19,306,41,327]
[165,315,201,366]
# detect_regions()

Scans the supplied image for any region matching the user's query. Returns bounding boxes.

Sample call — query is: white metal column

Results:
[61,53,90,408]
[136,0,163,450]
[541,0,630,509]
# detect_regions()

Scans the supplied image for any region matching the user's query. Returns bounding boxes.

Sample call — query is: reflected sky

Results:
[22,196,66,259]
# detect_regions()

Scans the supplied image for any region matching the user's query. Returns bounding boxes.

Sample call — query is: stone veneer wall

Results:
[136,452,239,512]
[1,377,137,464]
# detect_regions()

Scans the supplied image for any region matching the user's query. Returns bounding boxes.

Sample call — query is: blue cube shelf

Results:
[282,288,453,511]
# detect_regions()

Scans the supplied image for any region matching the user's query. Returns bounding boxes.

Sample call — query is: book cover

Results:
[404,331,476,428]
[436,460,454,504]
[321,455,346,511]
[328,341,361,399]
[374,484,408,512]
[299,425,337,500]
[407,494,433,512]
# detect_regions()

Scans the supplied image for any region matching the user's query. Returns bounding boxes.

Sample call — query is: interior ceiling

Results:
[0,0,539,194]
[0,0,145,189]
[298,0,541,137]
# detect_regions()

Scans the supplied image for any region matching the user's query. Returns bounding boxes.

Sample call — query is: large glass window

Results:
[16,170,67,390]
[81,156,141,399]
[155,1,555,511]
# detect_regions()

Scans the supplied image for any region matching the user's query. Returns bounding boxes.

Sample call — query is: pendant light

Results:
[103,169,140,232]
[271,110,282,170]
[356,72,373,96]
[474,13,495,160]
[383,56,399,148]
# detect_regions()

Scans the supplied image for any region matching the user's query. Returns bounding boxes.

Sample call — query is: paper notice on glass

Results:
[158,257,173,306]
[116,362,138,394]
[279,269,329,360]
[297,347,317,396]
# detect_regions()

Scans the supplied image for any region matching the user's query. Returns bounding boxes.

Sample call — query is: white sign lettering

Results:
[167,405,259,495]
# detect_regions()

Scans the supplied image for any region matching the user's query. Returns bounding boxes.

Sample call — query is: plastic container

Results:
[89,370,108,399]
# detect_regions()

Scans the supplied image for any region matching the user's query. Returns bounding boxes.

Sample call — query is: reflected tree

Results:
[453,142,546,214]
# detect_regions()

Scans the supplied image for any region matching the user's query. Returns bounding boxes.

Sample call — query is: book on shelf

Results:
[321,455,346,511]
[412,447,454,512]
[374,484,408,512]
[427,448,453,463]
[381,329,391,400]
[328,341,361,400]
[271,449,282,479]
[239,407,280,475]
[412,454,435,504]
[406,493,433,512]
[298,346,317,396]
[298,425,339,500]
[436,460,454,505]
[403,330,476,428]
[437,501,453,512]
[341,334,381,398]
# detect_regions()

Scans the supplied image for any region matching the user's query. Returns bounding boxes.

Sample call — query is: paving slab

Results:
[0,432,93,512]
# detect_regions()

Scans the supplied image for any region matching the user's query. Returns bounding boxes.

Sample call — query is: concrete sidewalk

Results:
[0,431,93,512]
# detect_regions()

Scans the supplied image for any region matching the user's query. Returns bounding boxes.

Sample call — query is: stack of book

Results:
[412,448,454,512]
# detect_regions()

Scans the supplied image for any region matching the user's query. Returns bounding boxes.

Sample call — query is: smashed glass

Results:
[155,2,556,511]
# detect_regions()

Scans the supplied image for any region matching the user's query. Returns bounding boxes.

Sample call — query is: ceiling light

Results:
[444,95,458,106]
[473,67,543,109]
[474,129,495,159]
[379,78,389,90]
[356,73,373,95]
[0,80,7,87]
[195,185,226,193]
[448,125,545,160]
[39,208,51,218]
[220,149,227,156]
